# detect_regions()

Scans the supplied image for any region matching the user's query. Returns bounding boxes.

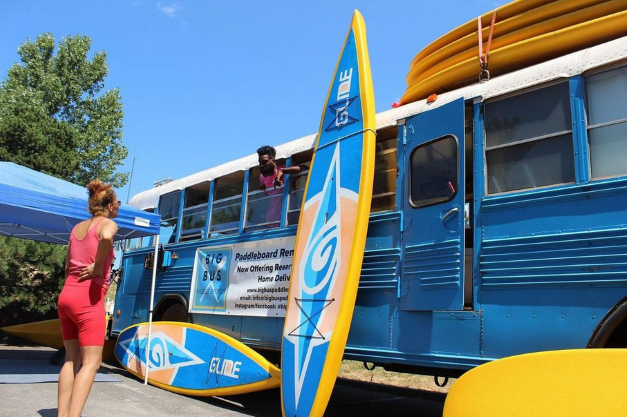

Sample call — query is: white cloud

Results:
[157,2,181,18]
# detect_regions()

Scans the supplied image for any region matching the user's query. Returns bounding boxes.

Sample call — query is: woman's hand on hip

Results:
[78,263,97,281]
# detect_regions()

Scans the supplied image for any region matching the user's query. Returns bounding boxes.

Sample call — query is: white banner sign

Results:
[189,236,295,317]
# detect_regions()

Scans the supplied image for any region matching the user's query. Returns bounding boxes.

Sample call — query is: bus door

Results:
[399,97,465,311]
[112,255,148,333]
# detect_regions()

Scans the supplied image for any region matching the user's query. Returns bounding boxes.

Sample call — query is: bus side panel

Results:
[393,311,481,358]
[344,310,482,370]
[193,313,243,341]
[479,178,627,358]
[481,288,624,358]
[347,212,401,350]
[347,290,396,350]
[240,316,283,349]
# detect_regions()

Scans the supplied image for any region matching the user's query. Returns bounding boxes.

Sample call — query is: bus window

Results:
[372,127,397,212]
[245,159,285,232]
[287,151,312,225]
[210,171,244,236]
[410,135,458,208]
[180,181,210,242]
[158,191,181,244]
[585,65,627,180]
[485,81,575,194]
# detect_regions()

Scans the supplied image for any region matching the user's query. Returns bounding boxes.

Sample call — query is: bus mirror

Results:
[143,245,172,270]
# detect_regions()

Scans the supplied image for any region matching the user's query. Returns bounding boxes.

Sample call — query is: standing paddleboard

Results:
[281,10,375,417]
[115,321,281,396]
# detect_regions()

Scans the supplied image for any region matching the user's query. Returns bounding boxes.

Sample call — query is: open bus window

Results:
[180,181,210,242]
[485,81,575,194]
[158,191,181,244]
[585,65,627,180]
[245,160,285,232]
[287,151,312,225]
[372,127,397,213]
[410,135,458,208]
[210,171,244,236]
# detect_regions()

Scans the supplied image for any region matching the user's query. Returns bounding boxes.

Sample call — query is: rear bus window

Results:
[484,82,575,194]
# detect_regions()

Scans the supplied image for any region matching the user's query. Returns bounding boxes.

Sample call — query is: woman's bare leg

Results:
[58,339,81,417]
[67,345,103,417]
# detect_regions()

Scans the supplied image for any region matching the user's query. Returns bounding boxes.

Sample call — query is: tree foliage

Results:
[0,33,128,327]
[0,33,128,186]
[0,237,67,327]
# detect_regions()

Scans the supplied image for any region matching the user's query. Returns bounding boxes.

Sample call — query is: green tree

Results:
[0,33,128,186]
[0,238,66,327]
[0,33,128,327]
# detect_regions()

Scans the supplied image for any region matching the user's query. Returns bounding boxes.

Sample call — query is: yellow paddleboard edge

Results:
[443,349,627,417]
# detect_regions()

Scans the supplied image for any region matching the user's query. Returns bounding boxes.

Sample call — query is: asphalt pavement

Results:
[0,342,446,417]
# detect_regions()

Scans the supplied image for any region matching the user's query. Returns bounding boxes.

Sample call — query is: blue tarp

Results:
[0,162,160,244]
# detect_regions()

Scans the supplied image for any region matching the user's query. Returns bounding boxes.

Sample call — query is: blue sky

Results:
[0,0,508,202]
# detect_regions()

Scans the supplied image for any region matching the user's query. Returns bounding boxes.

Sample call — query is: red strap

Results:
[477,11,497,67]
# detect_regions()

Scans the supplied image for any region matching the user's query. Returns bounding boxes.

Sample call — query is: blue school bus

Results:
[112,37,627,378]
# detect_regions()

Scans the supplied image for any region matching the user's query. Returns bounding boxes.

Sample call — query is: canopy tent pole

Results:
[144,234,160,385]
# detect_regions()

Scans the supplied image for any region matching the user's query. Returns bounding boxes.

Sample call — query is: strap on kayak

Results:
[477,11,497,83]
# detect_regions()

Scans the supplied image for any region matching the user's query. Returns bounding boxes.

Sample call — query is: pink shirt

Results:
[260,165,284,223]
[65,217,114,294]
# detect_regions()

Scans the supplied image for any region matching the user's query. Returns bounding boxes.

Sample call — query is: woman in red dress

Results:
[57,180,119,417]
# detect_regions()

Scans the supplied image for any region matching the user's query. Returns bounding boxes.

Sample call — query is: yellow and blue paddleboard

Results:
[281,10,376,417]
[115,321,281,396]
[443,349,627,417]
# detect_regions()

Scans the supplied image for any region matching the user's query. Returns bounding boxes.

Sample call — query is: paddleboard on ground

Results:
[443,349,627,417]
[281,9,376,417]
[115,321,281,396]
[2,317,116,361]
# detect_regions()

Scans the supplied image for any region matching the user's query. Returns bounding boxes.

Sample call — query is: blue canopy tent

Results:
[0,162,160,243]
[0,162,164,384]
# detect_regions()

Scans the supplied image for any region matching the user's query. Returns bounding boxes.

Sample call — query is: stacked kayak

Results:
[401,0,627,105]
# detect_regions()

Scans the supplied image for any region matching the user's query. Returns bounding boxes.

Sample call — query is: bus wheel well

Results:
[154,295,189,322]
[588,297,627,348]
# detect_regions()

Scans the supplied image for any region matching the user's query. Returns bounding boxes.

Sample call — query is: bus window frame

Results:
[209,171,245,236]
[583,63,627,181]
[180,181,211,242]
[157,190,182,245]
[483,80,576,195]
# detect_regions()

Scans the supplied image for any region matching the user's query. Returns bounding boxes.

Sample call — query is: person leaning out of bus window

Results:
[257,145,302,223]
